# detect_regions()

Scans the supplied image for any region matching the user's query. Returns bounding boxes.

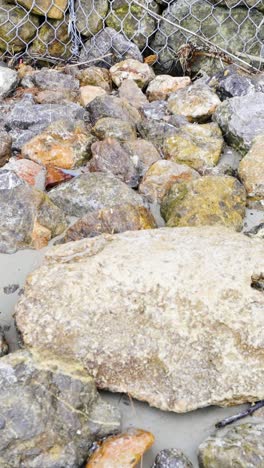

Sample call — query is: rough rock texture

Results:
[2,157,46,190]
[49,172,145,217]
[92,117,136,142]
[209,68,257,99]
[198,423,264,468]
[35,89,79,105]
[123,139,161,178]
[15,227,264,413]
[161,175,246,230]
[86,429,154,467]
[33,69,79,91]
[238,135,264,208]
[0,66,18,99]
[164,123,223,173]
[152,449,193,467]
[0,170,66,253]
[167,84,220,122]
[137,118,184,151]
[0,350,120,468]
[119,79,148,109]
[89,138,138,186]
[206,145,242,177]
[208,0,264,12]
[110,59,155,88]
[79,85,107,107]
[139,160,199,203]
[80,28,143,68]
[0,130,12,167]
[0,332,8,357]
[75,66,112,91]
[213,92,264,154]
[76,0,108,37]
[147,75,191,102]
[59,204,156,243]
[13,0,67,18]
[0,3,39,53]
[45,165,73,189]
[22,120,95,169]
[86,95,140,126]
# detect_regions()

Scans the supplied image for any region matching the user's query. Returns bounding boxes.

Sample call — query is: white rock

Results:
[0,67,18,99]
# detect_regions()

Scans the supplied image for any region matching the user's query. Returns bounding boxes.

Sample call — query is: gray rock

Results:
[0,67,18,99]
[0,350,120,468]
[32,68,80,91]
[0,130,11,167]
[49,172,146,217]
[15,227,264,413]
[0,332,8,357]
[9,124,49,152]
[76,0,108,37]
[152,448,193,467]
[198,423,264,468]
[137,118,180,151]
[0,170,66,253]
[205,145,242,177]
[80,27,143,68]
[213,92,264,154]
[209,68,257,99]
[140,101,170,121]
[245,222,264,238]
[208,0,264,13]
[5,101,85,131]
[86,94,141,125]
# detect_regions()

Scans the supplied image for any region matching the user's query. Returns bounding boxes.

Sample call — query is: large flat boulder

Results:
[15,227,264,413]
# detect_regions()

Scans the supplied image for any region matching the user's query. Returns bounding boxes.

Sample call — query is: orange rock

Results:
[31,220,51,249]
[79,85,107,107]
[86,429,154,468]
[45,165,73,188]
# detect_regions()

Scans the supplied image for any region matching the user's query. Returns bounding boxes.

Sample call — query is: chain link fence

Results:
[0,0,263,73]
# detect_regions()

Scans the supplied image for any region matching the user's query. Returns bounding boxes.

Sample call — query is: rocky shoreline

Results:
[0,57,264,466]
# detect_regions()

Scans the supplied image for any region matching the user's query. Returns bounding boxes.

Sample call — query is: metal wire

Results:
[0,0,263,72]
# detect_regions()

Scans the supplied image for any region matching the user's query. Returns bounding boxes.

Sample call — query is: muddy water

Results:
[0,207,263,467]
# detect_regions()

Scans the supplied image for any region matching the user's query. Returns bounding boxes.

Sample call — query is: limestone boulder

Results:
[79,85,107,107]
[15,227,264,412]
[161,175,246,230]
[86,95,141,126]
[2,157,46,190]
[213,92,264,154]
[110,59,155,88]
[146,75,191,102]
[119,79,148,109]
[199,423,264,468]
[92,117,137,142]
[74,66,112,91]
[0,350,120,468]
[33,69,79,91]
[123,138,161,177]
[0,67,18,99]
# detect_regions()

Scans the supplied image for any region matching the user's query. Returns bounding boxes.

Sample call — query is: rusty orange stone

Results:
[86,429,155,468]
[45,165,73,188]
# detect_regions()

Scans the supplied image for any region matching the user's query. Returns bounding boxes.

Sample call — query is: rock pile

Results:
[0,57,264,466]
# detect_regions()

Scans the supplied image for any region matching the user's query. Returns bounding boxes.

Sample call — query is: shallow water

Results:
[0,207,263,467]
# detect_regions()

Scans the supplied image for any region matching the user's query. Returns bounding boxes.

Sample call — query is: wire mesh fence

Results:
[0,0,263,73]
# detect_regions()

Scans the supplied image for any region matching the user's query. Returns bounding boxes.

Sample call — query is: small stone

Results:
[2,157,46,190]
[139,160,199,203]
[238,134,264,208]
[164,123,223,173]
[0,130,12,167]
[209,67,257,99]
[33,69,79,91]
[0,332,8,357]
[49,172,145,217]
[161,175,246,231]
[152,448,193,467]
[0,67,18,99]
[89,138,138,186]
[21,120,94,169]
[86,429,154,467]
[87,95,141,126]
[0,170,66,253]
[75,66,112,91]
[79,27,143,68]
[79,85,107,106]
[168,84,221,122]
[45,165,73,189]
[0,350,120,468]
[147,75,191,102]
[35,89,79,104]
[137,118,181,151]
[123,139,161,177]
[213,92,264,154]
[140,100,170,121]
[110,59,155,88]
[119,79,148,109]
[92,117,136,142]
[198,423,264,468]
[60,204,156,243]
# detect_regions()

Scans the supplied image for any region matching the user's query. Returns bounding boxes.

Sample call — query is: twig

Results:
[215,400,264,429]
[132,0,260,73]
[65,53,113,67]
